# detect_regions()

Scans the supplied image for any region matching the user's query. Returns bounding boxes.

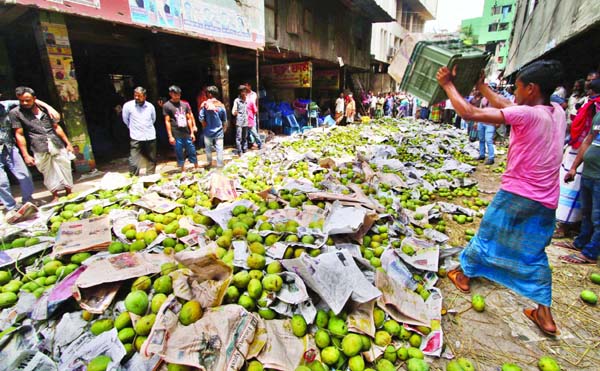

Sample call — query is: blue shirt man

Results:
[122,87,157,175]
[198,86,227,168]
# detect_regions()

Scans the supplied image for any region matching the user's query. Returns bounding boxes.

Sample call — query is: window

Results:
[491,6,501,15]
[488,23,498,32]
[499,22,509,31]
[265,0,277,40]
[502,5,512,14]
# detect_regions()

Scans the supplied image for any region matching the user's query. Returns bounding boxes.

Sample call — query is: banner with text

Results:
[260,61,313,89]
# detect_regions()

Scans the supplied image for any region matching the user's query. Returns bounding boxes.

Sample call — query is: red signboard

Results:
[13,0,265,50]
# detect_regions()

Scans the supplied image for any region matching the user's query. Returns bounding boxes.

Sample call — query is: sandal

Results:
[523,308,559,336]
[552,241,580,251]
[447,269,470,293]
[559,253,595,265]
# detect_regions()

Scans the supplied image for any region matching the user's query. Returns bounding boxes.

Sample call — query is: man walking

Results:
[0,99,34,210]
[199,86,227,169]
[163,85,198,172]
[244,82,261,150]
[122,87,157,175]
[10,87,74,202]
[232,85,249,155]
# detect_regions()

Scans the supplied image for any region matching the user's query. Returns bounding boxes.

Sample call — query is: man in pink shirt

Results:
[245,82,261,149]
[437,60,566,336]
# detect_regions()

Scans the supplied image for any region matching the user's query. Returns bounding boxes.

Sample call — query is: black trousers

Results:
[129,139,157,175]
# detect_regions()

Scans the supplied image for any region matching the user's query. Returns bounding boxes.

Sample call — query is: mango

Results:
[71,252,91,264]
[590,273,600,285]
[90,318,114,336]
[87,355,111,371]
[134,313,156,336]
[179,300,202,325]
[348,355,365,371]
[43,260,62,276]
[327,317,348,337]
[383,319,401,337]
[161,262,178,276]
[314,329,330,349]
[232,271,251,289]
[118,327,135,343]
[472,294,485,312]
[115,311,132,330]
[457,358,475,371]
[409,333,422,347]
[151,293,168,313]
[134,335,147,351]
[247,279,263,299]
[580,290,598,305]
[374,330,391,346]
[407,358,430,371]
[247,360,264,371]
[383,345,397,363]
[407,347,424,359]
[341,333,362,356]
[373,307,385,328]
[166,364,192,371]
[247,253,266,270]
[538,356,560,371]
[501,364,522,371]
[153,275,173,294]
[375,358,395,371]
[321,346,340,366]
[446,360,465,371]
[291,314,307,337]
[0,292,17,308]
[315,309,328,328]
[262,274,283,292]
[124,290,149,316]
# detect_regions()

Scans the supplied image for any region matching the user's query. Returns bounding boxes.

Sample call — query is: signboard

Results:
[14,0,265,50]
[313,70,340,90]
[260,61,313,89]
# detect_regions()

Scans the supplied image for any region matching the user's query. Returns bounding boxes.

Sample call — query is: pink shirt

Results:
[246,91,258,127]
[500,103,566,209]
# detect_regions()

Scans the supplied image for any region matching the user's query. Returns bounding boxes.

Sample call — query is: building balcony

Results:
[403,0,438,21]
[340,0,395,22]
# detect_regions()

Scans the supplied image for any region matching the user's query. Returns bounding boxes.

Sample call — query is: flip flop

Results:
[447,269,470,294]
[559,253,595,265]
[552,241,580,251]
[523,308,559,336]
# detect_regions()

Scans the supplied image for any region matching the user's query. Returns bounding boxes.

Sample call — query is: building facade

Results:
[369,0,438,93]
[461,0,516,79]
[504,0,600,83]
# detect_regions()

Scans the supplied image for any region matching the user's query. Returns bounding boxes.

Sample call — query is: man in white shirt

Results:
[334,92,344,124]
[122,87,157,175]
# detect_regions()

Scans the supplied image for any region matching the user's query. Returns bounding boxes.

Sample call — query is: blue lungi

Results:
[460,189,555,306]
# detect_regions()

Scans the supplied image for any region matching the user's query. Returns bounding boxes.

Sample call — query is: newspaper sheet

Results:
[143,301,259,371]
[58,328,126,371]
[52,216,112,257]
[209,172,238,202]
[256,319,320,371]
[133,192,179,213]
[398,237,440,272]
[0,242,52,269]
[281,250,381,314]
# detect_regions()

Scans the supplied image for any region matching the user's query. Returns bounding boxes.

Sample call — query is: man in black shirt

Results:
[163,85,198,172]
[10,87,74,202]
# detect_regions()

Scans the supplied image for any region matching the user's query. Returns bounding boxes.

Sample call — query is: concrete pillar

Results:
[33,11,95,172]
[144,51,159,104]
[210,43,230,114]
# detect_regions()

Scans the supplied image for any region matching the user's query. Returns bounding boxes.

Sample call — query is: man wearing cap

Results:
[163,85,198,172]
[122,87,157,175]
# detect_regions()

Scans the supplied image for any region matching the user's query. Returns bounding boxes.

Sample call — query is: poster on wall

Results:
[313,70,340,90]
[181,0,264,48]
[40,19,96,172]
[260,61,313,89]
[128,0,183,29]
[16,0,265,50]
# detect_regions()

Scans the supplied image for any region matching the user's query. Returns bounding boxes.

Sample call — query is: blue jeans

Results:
[574,176,600,260]
[174,137,197,167]
[0,146,34,210]
[235,126,248,153]
[204,135,224,168]
[478,123,495,160]
[247,126,262,148]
